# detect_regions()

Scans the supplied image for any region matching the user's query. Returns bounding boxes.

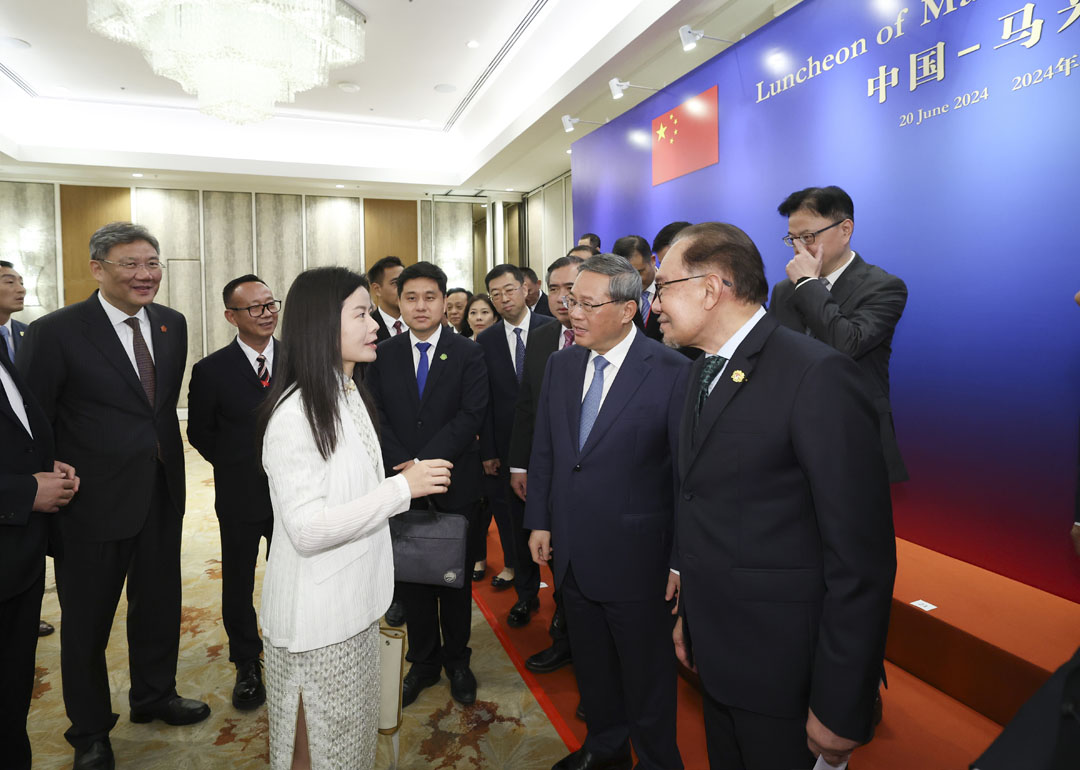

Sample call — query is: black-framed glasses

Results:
[560,296,622,314]
[653,274,732,300]
[228,300,282,317]
[99,258,166,273]
[782,220,845,247]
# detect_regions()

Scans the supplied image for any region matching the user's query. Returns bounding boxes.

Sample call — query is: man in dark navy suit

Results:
[525,254,689,770]
[476,264,554,628]
[0,261,29,357]
[365,261,488,708]
[523,266,554,318]
[187,274,280,712]
[611,236,662,343]
[0,309,79,770]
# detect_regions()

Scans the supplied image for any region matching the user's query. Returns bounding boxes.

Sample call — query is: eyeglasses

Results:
[227,300,282,317]
[99,258,166,273]
[560,296,622,314]
[488,286,521,302]
[653,274,733,300]
[782,220,845,248]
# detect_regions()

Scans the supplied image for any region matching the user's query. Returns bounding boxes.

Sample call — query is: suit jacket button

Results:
[573,464,581,472]
[416,420,423,428]
[26,446,34,453]
[683,491,693,501]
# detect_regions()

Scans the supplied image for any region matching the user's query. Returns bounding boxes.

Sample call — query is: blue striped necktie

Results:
[578,355,609,450]
[416,341,431,397]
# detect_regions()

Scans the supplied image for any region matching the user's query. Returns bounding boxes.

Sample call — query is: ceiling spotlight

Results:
[0,37,31,49]
[337,81,361,93]
[608,77,659,100]
[335,184,345,188]
[131,173,144,178]
[467,40,480,49]
[566,149,572,155]
[678,25,733,52]
[561,114,605,133]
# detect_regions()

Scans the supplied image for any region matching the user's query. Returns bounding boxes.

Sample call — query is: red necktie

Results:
[563,329,575,349]
[393,320,404,335]
[256,355,270,387]
[124,317,156,406]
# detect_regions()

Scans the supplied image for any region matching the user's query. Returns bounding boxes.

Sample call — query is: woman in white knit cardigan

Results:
[256,267,452,770]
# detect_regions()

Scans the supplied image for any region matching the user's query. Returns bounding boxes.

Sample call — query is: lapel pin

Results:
[439,353,447,360]
[160,325,168,333]
[18,330,24,336]
[731,370,746,383]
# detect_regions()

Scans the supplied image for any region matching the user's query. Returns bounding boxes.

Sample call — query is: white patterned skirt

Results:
[264,621,381,770]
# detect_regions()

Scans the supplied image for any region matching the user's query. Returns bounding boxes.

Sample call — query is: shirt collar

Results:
[236,336,274,368]
[823,250,856,287]
[642,279,656,297]
[714,306,767,359]
[587,323,637,371]
[505,306,532,335]
[409,323,442,351]
[97,291,148,327]
[378,306,402,329]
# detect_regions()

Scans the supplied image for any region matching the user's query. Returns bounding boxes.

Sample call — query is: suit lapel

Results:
[579,333,650,459]
[491,321,515,378]
[828,253,868,309]
[147,304,177,414]
[419,331,451,407]
[80,294,152,408]
[0,352,32,438]
[228,339,266,392]
[567,346,589,453]
[678,355,704,481]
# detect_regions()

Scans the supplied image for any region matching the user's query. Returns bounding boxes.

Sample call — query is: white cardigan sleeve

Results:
[263,402,411,558]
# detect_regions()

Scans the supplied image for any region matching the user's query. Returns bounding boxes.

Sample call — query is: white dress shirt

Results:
[97,292,155,370]
[580,324,637,408]
[0,357,32,437]
[503,307,533,371]
[794,250,855,292]
[705,306,767,395]
[408,324,442,375]
[378,307,404,335]
[236,336,274,377]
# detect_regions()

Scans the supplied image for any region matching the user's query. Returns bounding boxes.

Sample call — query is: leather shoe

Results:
[73,738,114,770]
[490,574,514,591]
[552,744,631,770]
[526,641,572,673]
[448,666,477,705]
[472,567,486,581]
[507,597,539,628]
[401,667,441,708]
[130,696,211,725]
[385,600,406,627]
[233,659,266,710]
[38,620,55,636]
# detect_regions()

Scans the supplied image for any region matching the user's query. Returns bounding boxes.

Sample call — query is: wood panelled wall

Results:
[59,185,131,305]
[363,198,417,270]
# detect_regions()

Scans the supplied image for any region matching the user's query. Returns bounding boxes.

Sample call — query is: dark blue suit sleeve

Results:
[523,355,558,532]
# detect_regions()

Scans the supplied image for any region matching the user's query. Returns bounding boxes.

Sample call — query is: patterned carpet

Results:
[28,426,568,769]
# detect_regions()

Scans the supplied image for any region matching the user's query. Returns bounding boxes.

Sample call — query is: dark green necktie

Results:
[695,354,728,419]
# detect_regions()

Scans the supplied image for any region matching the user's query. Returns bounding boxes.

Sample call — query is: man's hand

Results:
[1070,523,1080,558]
[785,239,824,283]
[672,616,695,672]
[510,471,527,501]
[32,471,77,513]
[528,529,551,565]
[392,460,416,473]
[665,570,681,615]
[806,708,859,768]
[54,460,80,492]
[482,458,501,476]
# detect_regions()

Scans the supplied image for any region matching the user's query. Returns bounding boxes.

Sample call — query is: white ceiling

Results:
[0,0,799,197]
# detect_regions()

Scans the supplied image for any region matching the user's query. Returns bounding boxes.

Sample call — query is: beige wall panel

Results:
[254,193,303,303]
[203,191,254,354]
[504,203,522,268]
[306,195,361,270]
[59,185,131,305]
[526,193,543,271]
[363,198,417,271]
[0,181,59,322]
[167,259,204,409]
[542,180,567,269]
[563,176,574,254]
[432,200,474,294]
[419,199,433,264]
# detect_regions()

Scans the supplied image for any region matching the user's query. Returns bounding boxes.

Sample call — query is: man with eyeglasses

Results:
[770,185,909,484]
[187,274,281,714]
[18,221,204,770]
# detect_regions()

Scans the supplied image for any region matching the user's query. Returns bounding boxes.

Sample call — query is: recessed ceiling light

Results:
[418,118,431,125]
[0,37,31,50]
[566,149,572,155]
[505,188,514,192]
[481,204,488,208]
[337,81,361,93]
[335,184,345,188]
[131,173,144,178]
[467,40,480,49]
[434,83,457,94]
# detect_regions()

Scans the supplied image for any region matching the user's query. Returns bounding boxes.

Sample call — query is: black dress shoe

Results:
[507,596,539,627]
[490,574,514,591]
[401,667,441,708]
[38,620,55,636]
[233,659,266,710]
[385,600,406,627]
[73,738,115,770]
[448,666,477,705]
[472,568,486,581]
[130,696,211,725]
[552,744,632,770]
[525,641,572,673]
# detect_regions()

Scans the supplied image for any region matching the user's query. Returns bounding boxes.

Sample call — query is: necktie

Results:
[256,355,270,387]
[415,341,431,397]
[695,354,728,419]
[513,327,525,382]
[563,328,575,349]
[640,289,652,324]
[820,277,832,290]
[0,325,13,362]
[393,320,404,336]
[578,355,609,450]
[124,317,156,406]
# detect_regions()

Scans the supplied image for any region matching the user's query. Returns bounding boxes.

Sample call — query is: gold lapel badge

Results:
[439,353,448,360]
[160,325,168,333]
[731,370,746,383]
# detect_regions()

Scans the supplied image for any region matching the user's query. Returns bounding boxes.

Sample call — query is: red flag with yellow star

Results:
[651,85,719,186]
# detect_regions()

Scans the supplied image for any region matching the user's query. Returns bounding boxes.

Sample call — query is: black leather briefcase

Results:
[389,504,468,589]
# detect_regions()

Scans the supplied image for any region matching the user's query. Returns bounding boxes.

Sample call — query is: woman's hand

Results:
[400,459,453,497]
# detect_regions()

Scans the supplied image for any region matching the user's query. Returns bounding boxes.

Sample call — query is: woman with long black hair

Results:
[256,267,452,770]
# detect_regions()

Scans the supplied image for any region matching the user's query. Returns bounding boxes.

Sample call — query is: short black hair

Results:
[612,235,651,264]
[222,274,265,307]
[777,186,854,222]
[396,261,447,297]
[521,267,539,283]
[447,287,472,301]
[672,223,769,305]
[568,245,598,258]
[485,264,524,288]
[546,255,585,281]
[652,222,692,254]
[579,233,601,250]
[368,255,404,285]
[0,260,14,269]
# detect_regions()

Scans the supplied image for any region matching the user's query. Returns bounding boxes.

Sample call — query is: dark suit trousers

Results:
[218,513,272,664]
[0,569,45,770]
[562,565,682,770]
[399,502,479,675]
[701,690,815,770]
[486,465,539,602]
[481,468,526,584]
[55,464,182,750]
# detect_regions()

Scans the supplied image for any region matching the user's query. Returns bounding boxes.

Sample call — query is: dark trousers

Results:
[469,496,494,565]
[55,465,183,750]
[400,502,478,675]
[562,565,682,770]
[486,465,539,602]
[218,514,273,664]
[481,471,518,571]
[701,689,815,770]
[0,569,45,770]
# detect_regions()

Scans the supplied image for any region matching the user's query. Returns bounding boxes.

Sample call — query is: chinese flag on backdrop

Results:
[651,85,719,186]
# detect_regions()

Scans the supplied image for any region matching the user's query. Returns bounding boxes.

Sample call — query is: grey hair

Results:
[89,222,160,261]
[578,253,643,305]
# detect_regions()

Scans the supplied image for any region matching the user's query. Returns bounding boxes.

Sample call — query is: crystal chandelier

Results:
[88,0,366,124]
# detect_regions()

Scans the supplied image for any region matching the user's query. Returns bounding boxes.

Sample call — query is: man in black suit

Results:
[368,255,406,342]
[525,254,688,770]
[508,251,585,673]
[611,236,662,343]
[1,315,78,770]
[365,261,488,707]
[578,233,602,251]
[770,186,909,482]
[522,266,554,318]
[477,264,554,627]
[18,222,208,770]
[187,274,280,712]
[652,221,691,267]
[654,222,895,769]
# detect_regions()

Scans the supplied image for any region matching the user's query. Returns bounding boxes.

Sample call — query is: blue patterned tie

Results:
[0,325,13,362]
[640,289,652,323]
[578,355,609,450]
[415,341,431,397]
[696,354,728,419]
[513,327,525,382]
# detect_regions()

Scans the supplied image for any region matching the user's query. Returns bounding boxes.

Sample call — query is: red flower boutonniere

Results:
[160,325,168,333]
